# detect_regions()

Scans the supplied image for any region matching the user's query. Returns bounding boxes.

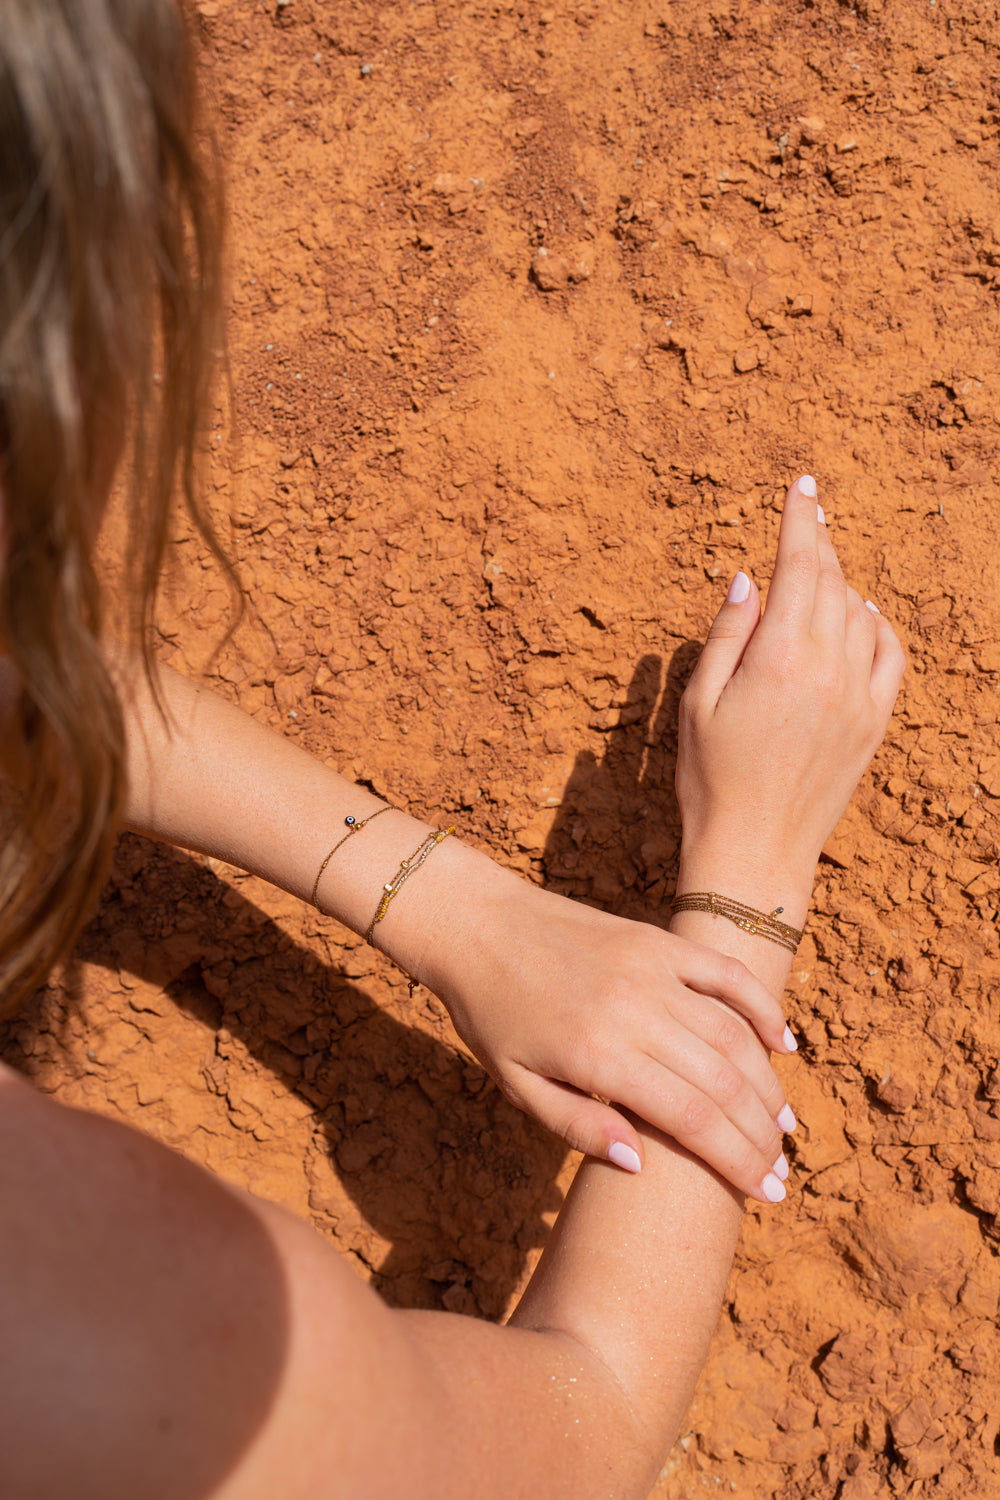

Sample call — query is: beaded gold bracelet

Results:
[364,825,457,947]
[669,891,804,954]
[310,803,394,909]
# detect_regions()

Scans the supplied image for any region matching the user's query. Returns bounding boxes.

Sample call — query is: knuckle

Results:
[761,1073,786,1111]
[560,1108,601,1155]
[818,562,847,596]
[572,1023,609,1079]
[818,656,847,697]
[712,1063,746,1109]
[712,1014,747,1057]
[678,1091,715,1137]
[718,954,749,995]
[734,1140,767,1186]
[600,974,637,1020]
[679,687,708,728]
[787,546,819,580]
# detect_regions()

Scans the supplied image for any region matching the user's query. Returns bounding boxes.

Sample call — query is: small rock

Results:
[797,114,826,145]
[734,346,760,373]
[876,1072,917,1113]
[530,245,592,291]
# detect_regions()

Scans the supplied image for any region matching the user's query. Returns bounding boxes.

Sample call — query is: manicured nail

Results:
[816,504,826,525]
[777,1103,797,1133]
[797,474,817,497]
[782,1025,799,1053]
[762,1172,787,1203]
[773,1152,790,1181]
[727,570,751,604]
[608,1142,642,1174]
[865,599,880,614]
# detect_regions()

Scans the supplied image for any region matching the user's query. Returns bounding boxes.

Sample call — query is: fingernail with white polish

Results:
[782,1025,799,1053]
[865,599,880,614]
[773,1153,790,1181]
[763,1172,787,1203]
[727,570,751,604]
[777,1103,797,1133]
[608,1142,642,1174]
[797,474,817,497]
[816,504,826,525]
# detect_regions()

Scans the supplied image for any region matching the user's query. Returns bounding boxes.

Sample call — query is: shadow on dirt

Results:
[0,640,700,1320]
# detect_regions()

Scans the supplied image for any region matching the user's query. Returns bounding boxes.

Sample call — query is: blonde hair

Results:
[0,0,226,1015]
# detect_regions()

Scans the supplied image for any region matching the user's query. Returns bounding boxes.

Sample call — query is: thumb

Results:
[510,1070,644,1173]
[687,569,761,706]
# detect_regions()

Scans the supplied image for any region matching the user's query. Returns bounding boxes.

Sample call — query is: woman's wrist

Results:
[368,834,516,999]
[669,837,816,1002]
[311,805,511,1001]
[673,836,816,934]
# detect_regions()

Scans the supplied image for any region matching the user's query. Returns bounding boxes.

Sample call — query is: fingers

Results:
[761,475,824,630]
[607,1049,791,1205]
[672,939,796,1056]
[510,1036,794,1205]
[509,1070,645,1174]
[869,608,907,718]
[767,481,904,720]
[642,1007,789,1155]
[811,502,905,716]
[684,568,762,708]
[811,505,849,644]
[674,998,791,1131]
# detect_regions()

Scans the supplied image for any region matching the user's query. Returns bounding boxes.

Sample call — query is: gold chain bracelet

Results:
[310,803,394,909]
[669,891,804,954]
[364,825,457,947]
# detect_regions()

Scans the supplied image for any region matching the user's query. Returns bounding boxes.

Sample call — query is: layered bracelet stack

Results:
[363,826,456,945]
[669,891,804,954]
[311,803,456,993]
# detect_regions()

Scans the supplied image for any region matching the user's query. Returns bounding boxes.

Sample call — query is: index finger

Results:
[671,938,797,1056]
[761,475,824,631]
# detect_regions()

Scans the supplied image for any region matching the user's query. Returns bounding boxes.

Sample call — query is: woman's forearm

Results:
[112,653,444,949]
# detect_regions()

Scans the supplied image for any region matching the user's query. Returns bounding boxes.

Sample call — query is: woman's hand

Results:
[674,476,906,918]
[410,843,798,1205]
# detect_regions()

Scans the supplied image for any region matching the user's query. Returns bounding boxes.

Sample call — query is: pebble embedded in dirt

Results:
[530,244,593,292]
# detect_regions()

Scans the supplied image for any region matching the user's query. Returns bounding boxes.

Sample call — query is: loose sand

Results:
[4,0,1000,1494]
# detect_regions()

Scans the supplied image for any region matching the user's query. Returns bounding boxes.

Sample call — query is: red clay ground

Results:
[4,1,1000,1495]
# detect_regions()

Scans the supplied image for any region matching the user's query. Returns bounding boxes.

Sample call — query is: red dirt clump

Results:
[4,0,1000,1495]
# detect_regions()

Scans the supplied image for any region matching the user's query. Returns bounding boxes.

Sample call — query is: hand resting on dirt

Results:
[673,475,906,933]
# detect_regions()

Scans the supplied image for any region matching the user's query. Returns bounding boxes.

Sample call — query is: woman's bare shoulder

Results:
[0,1062,447,1499]
[0,1066,292,1495]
